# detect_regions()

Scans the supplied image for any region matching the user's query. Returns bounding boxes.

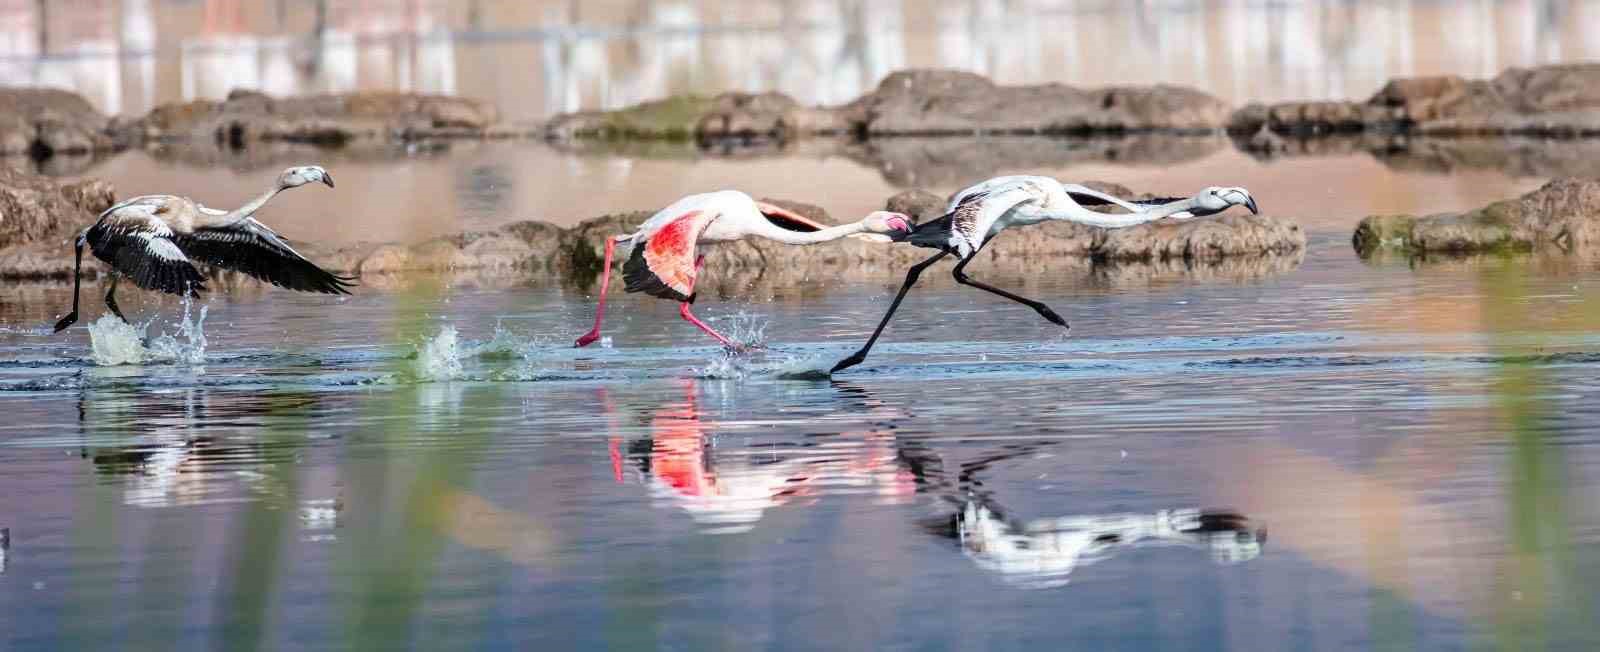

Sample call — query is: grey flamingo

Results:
[831,175,1259,373]
[53,166,352,332]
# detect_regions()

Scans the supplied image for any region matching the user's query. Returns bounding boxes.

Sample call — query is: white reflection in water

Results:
[959,503,1266,590]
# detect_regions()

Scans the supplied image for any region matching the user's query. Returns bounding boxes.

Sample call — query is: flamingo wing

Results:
[624,209,716,301]
[947,184,1041,255]
[87,200,208,297]
[174,218,355,295]
[753,201,825,232]
[1059,184,1145,212]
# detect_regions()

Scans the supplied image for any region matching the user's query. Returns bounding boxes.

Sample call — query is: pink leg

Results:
[575,238,618,347]
[679,302,739,350]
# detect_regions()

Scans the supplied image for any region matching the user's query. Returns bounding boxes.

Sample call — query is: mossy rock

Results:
[1352,214,1418,255]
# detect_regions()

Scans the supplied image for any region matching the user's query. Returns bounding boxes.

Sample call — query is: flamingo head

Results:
[1193,186,1258,215]
[279,165,335,189]
[863,211,914,235]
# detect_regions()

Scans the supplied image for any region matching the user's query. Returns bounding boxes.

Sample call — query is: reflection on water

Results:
[8,1,1600,119]
[954,504,1264,590]
[3,261,1600,647]
[610,381,913,534]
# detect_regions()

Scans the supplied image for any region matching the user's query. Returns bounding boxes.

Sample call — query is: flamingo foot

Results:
[575,329,602,348]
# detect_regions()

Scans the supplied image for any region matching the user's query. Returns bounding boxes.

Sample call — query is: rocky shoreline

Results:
[1353,178,1600,258]
[12,63,1600,165]
[0,170,1304,289]
[1230,64,1600,139]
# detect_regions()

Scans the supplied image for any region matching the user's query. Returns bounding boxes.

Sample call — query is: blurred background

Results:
[4,0,1599,120]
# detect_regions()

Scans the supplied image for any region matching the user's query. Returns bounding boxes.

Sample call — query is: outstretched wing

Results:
[1060,184,1192,218]
[1060,184,1143,212]
[174,218,354,295]
[87,199,208,297]
[945,183,1041,256]
[624,209,716,302]
[753,201,824,233]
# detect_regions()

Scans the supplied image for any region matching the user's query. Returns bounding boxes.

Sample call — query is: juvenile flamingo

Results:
[574,191,912,350]
[831,175,1260,373]
[53,166,353,332]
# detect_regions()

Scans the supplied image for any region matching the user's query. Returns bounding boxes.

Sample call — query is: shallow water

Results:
[6,1,1600,648]
[4,226,1600,648]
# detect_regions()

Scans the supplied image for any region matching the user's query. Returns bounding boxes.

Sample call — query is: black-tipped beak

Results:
[1245,196,1259,215]
[322,174,335,188]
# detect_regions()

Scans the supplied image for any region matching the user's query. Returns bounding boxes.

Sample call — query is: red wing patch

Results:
[641,210,708,299]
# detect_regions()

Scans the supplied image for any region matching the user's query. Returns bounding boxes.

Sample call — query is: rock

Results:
[0,169,116,280]
[0,88,125,156]
[850,70,1230,135]
[543,96,720,141]
[845,135,1225,188]
[136,90,500,144]
[1095,213,1305,262]
[1235,63,1600,138]
[545,69,1233,141]
[0,168,115,247]
[1353,178,1600,257]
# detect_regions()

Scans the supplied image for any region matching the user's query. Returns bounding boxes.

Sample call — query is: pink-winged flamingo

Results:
[831,175,1260,373]
[53,165,353,332]
[574,190,912,350]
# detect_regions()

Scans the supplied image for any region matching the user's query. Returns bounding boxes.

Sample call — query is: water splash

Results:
[86,300,208,366]
[413,325,466,381]
[722,312,770,349]
[695,350,832,381]
[406,324,559,383]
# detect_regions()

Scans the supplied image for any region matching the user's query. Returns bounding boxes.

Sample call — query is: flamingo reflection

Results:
[606,381,914,534]
[954,503,1265,590]
[902,440,1266,589]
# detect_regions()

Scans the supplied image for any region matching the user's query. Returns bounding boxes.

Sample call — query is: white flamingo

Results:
[832,175,1260,373]
[53,166,352,332]
[574,190,912,350]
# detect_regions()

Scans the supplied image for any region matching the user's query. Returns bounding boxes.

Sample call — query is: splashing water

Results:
[407,324,559,382]
[722,312,770,349]
[413,325,466,381]
[695,351,832,381]
[86,299,209,366]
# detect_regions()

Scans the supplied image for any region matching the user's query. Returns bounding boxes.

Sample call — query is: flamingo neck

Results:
[213,184,286,226]
[755,219,870,244]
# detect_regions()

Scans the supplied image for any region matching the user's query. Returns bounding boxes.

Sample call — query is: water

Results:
[3,229,1600,648]
[6,1,1600,649]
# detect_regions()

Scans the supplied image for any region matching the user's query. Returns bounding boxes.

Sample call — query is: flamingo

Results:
[53,165,353,332]
[574,190,913,350]
[831,175,1260,373]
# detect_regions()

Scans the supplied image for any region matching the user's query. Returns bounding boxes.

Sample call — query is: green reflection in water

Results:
[1482,259,1599,651]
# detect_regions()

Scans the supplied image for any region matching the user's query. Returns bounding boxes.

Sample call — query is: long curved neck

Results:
[1032,197,1197,229]
[213,184,287,226]
[754,219,870,244]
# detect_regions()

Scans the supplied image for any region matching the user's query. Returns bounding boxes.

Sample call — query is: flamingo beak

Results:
[1245,196,1259,215]
[322,173,335,188]
[888,215,912,233]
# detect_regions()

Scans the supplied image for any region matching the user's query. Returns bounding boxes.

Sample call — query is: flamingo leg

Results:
[52,238,85,333]
[574,237,618,347]
[831,250,950,374]
[104,274,127,324]
[679,302,738,349]
[951,255,1067,327]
